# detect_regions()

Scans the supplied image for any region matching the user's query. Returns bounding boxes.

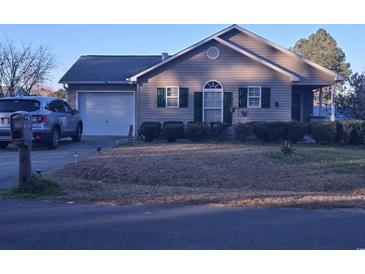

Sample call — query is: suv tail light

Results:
[32,115,47,123]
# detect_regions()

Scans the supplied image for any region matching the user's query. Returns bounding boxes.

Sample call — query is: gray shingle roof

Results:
[59,55,163,83]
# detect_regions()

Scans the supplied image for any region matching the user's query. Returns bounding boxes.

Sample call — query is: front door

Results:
[292,92,301,121]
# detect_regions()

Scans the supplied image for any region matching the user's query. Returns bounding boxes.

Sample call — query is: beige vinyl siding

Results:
[66,83,137,116]
[66,89,77,109]
[220,29,335,85]
[137,41,292,126]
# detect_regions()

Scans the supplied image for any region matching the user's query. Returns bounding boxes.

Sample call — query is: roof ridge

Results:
[81,54,162,57]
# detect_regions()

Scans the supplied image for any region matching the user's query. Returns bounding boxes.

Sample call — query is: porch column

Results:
[318,88,323,116]
[330,84,336,121]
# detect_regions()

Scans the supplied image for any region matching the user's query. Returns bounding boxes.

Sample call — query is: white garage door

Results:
[78,92,135,136]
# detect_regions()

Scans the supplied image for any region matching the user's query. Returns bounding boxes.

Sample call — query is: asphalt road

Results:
[0,136,119,187]
[0,200,364,249]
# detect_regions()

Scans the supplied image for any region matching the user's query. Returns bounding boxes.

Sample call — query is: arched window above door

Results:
[203,80,223,90]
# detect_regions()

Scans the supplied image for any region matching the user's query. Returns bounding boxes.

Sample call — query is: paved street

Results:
[0,136,119,187]
[0,200,364,249]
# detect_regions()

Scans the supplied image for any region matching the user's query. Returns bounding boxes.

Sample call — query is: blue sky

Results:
[0,24,364,89]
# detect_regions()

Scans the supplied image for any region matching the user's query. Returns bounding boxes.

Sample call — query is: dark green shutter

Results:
[194,92,202,122]
[238,87,248,108]
[223,92,233,125]
[261,87,271,108]
[179,87,189,108]
[157,88,166,107]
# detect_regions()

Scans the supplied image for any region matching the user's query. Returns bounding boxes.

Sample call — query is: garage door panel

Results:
[78,92,134,136]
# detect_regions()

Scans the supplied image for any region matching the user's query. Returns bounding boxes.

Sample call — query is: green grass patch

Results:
[1,174,63,199]
[265,144,365,176]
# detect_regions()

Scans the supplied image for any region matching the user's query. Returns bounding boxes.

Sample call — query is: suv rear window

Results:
[0,99,41,112]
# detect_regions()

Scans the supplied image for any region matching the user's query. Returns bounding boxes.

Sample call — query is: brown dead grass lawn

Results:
[52,142,365,209]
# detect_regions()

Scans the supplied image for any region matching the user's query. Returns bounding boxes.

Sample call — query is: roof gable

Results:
[221,26,343,82]
[129,24,342,83]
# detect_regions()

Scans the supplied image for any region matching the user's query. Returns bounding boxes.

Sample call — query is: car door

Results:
[49,100,71,135]
[61,100,78,132]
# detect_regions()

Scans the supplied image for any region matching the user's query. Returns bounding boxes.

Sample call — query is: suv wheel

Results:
[72,124,82,142]
[47,127,60,149]
[0,142,9,149]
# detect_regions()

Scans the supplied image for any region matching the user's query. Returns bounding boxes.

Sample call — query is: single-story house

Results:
[59,24,343,136]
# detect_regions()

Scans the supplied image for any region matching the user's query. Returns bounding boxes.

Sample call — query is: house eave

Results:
[232,24,339,79]
[58,80,132,85]
[335,75,345,82]
[214,37,300,82]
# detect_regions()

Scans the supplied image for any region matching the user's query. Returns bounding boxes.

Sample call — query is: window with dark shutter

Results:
[157,88,166,108]
[179,87,189,108]
[261,87,271,108]
[194,92,203,122]
[238,87,248,108]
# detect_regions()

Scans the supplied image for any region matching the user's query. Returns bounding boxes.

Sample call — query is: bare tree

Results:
[0,39,55,97]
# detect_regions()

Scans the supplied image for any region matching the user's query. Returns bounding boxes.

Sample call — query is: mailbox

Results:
[10,111,32,146]
[10,111,33,190]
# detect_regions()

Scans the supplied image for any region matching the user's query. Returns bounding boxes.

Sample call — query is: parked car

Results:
[0,96,83,149]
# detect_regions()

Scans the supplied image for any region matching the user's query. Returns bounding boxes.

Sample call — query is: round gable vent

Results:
[207,47,220,60]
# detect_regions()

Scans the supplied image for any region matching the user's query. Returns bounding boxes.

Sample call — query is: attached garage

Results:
[77,91,135,136]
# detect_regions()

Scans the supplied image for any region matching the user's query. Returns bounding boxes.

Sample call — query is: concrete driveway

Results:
[0,136,120,187]
[0,200,365,249]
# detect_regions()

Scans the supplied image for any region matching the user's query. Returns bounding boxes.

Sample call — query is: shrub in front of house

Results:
[235,121,309,143]
[209,122,230,141]
[187,122,209,142]
[139,122,161,142]
[249,122,271,142]
[308,121,338,144]
[234,123,253,142]
[286,122,309,143]
[265,122,289,142]
[162,121,185,142]
[340,120,365,145]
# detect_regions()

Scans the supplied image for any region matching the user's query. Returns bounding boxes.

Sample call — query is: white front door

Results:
[78,92,135,136]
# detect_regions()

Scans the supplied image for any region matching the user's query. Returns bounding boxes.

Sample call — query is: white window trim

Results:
[247,86,262,109]
[165,86,179,108]
[202,80,224,123]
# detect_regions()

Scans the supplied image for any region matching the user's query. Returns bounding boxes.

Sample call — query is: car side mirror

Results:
[71,109,79,115]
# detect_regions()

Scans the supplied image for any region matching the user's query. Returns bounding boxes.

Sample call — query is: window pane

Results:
[248,98,260,107]
[167,87,178,97]
[204,81,222,90]
[167,97,178,107]
[204,109,222,123]
[0,99,40,112]
[249,88,260,97]
[204,92,222,108]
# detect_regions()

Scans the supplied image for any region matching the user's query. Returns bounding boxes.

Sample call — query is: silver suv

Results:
[0,96,83,149]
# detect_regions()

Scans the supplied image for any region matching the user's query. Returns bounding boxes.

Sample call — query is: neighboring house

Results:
[59,25,343,136]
